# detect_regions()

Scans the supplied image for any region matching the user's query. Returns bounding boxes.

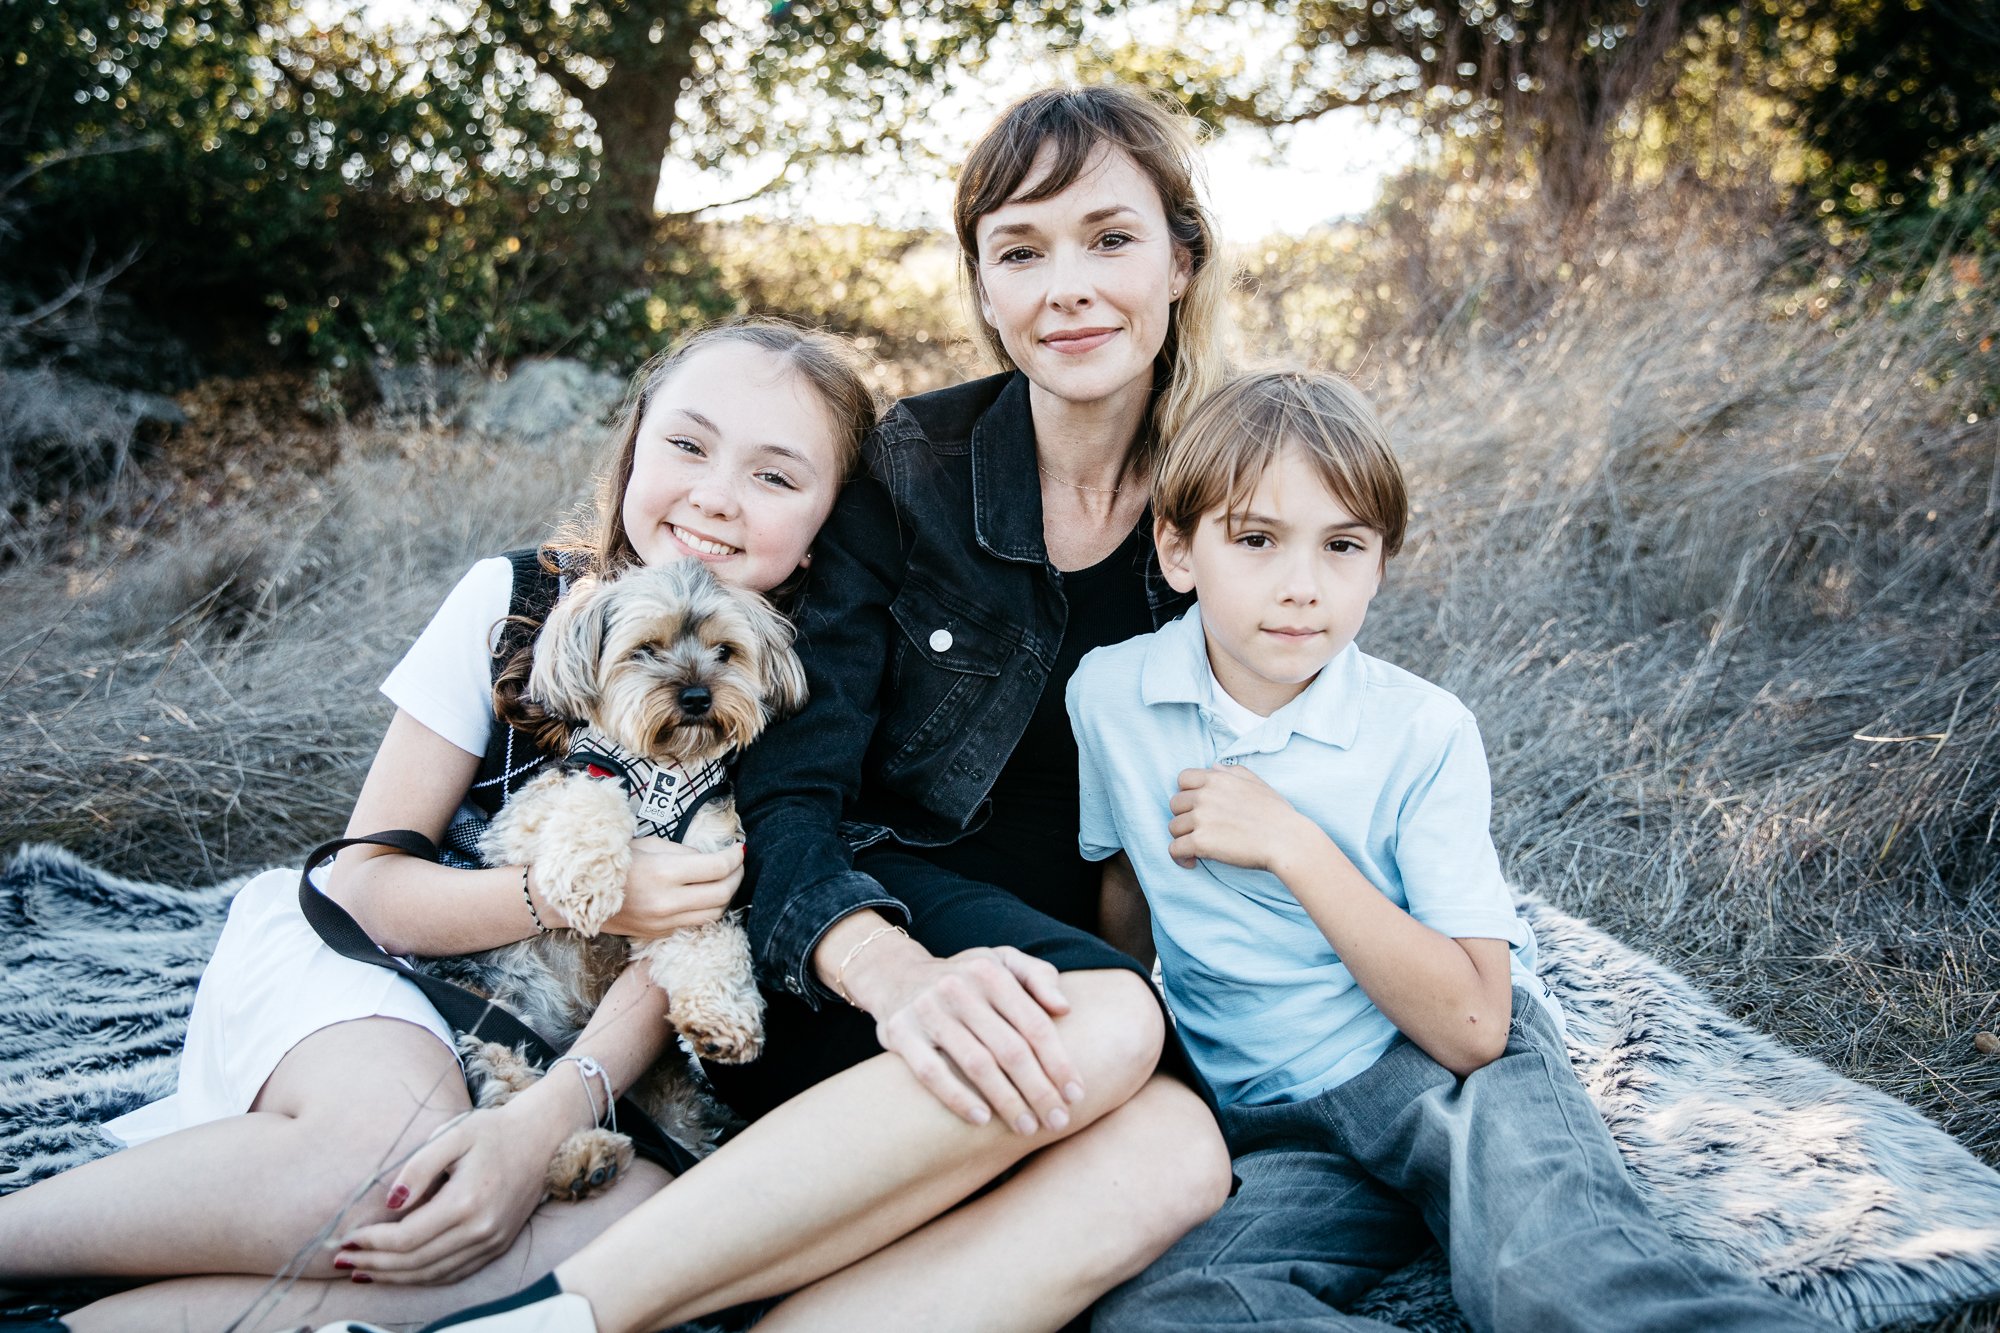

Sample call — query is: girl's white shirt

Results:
[379,555,514,757]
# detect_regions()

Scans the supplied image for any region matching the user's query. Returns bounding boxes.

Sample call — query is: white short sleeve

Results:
[380,557,514,757]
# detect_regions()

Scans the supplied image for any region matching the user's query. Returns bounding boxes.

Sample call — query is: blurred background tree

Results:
[0,0,1118,377]
[2,0,1994,378]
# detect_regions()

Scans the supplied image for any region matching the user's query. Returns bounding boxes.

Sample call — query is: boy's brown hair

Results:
[1154,369,1407,559]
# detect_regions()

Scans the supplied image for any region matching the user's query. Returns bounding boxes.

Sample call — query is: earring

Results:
[800,552,813,568]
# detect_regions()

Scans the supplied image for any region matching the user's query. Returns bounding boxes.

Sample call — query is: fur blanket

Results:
[4,843,1998,1331]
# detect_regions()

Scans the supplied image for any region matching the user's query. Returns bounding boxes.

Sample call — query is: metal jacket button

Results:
[929,629,954,653]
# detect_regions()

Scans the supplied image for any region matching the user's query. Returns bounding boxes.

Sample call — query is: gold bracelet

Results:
[833,924,909,1005]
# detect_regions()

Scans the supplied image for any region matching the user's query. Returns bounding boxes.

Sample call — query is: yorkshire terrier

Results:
[449,558,805,1199]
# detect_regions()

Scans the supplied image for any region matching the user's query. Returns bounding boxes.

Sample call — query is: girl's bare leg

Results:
[61,1161,674,1333]
[0,1019,463,1281]
[558,968,1167,1333]
[760,1074,1232,1333]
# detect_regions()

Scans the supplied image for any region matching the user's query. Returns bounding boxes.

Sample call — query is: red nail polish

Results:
[385,1186,408,1209]
[351,1273,374,1284]
[339,1241,360,1251]
[333,1258,354,1271]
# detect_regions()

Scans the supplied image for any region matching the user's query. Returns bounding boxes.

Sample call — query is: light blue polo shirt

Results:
[1067,607,1556,1108]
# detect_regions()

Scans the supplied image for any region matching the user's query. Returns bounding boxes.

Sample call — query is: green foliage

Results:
[1793,0,2000,278]
[1,1,594,372]
[0,0,1136,375]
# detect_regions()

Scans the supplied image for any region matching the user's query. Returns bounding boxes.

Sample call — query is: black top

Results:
[920,523,1156,930]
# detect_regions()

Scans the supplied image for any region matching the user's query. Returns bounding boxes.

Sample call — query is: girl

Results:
[361,83,1239,1333]
[0,319,878,1330]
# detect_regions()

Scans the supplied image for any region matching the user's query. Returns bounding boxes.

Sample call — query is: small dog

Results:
[448,558,805,1199]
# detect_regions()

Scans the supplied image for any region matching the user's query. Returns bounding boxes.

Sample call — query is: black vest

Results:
[437,547,568,867]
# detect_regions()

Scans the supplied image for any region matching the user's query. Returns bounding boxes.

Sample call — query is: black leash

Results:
[297,831,700,1177]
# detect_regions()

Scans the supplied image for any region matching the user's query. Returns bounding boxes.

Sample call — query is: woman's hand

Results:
[841,931,1083,1136]
[336,1074,586,1284]
[593,838,744,939]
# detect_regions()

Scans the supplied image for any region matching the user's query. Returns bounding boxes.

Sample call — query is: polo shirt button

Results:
[1221,756,1239,766]
[929,629,954,653]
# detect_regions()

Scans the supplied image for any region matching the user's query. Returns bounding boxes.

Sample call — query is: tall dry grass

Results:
[0,423,607,880]
[1,179,1995,1238]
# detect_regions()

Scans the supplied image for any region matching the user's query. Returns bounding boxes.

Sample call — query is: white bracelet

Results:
[549,1053,616,1134]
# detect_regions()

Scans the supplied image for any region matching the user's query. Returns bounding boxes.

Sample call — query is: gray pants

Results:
[1095,988,1834,1333]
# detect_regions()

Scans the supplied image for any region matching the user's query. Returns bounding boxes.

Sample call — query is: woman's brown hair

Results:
[953,84,1232,463]
[494,318,878,745]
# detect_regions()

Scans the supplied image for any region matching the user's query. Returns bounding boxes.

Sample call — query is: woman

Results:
[371,82,1238,1333]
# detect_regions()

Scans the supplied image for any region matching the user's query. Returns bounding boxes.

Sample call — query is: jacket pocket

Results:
[882,576,1012,769]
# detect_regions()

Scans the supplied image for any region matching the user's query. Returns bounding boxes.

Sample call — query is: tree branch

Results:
[0,136,160,201]
[657,148,828,220]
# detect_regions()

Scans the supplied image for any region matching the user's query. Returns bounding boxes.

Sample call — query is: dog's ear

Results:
[529,575,613,721]
[745,595,809,720]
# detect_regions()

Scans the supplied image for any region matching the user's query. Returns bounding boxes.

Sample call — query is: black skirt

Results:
[703,848,1208,1121]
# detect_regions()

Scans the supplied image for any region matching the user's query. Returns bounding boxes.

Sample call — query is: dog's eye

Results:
[714,644,733,662]
[630,646,658,662]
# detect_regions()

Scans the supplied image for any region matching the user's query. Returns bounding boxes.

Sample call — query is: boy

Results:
[1068,371,1833,1332]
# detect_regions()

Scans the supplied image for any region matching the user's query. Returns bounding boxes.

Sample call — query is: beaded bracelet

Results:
[521,866,550,934]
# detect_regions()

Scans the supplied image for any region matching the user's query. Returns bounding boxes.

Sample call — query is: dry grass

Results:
[0,416,607,881]
[0,184,1995,1326]
[1325,190,2000,1170]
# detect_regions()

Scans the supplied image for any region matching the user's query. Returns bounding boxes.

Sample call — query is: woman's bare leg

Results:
[559,969,1167,1333]
[759,1074,1232,1333]
[0,1019,464,1280]
[62,1160,674,1333]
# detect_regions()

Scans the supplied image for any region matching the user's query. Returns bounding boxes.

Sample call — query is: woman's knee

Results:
[1041,1076,1231,1306]
[1058,969,1168,1106]
[1106,1078,1232,1256]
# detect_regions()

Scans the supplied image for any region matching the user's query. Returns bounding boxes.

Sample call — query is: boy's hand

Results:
[1169,765,1328,874]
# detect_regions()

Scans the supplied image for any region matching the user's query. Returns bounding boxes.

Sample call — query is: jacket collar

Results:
[970,372,1046,565]
[1141,606,1363,750]
[969,371,1192,621]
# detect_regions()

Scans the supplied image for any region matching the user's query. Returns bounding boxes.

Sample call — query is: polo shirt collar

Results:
[1142,605,1364,750]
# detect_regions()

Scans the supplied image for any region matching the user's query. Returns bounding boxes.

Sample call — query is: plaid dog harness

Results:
[562,730,734,843]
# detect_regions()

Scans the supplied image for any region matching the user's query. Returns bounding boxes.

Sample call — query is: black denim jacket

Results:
[736,370,1193,1005]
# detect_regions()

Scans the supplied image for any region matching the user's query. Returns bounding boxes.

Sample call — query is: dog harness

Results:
[563,729,735,843]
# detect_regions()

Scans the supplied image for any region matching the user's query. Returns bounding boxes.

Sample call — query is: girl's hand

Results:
[336,1076,584,1284]
[846,937,1083,1136]
[1168,765,1326,873]
[597,838,744,939]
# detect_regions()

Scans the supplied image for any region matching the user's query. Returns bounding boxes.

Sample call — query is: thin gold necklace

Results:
[1038,463,1124,495]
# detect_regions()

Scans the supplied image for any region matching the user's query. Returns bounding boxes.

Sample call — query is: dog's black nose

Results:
[678,684,713,717]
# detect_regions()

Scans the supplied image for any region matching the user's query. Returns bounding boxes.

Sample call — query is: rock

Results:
[454,357,626,442]
[1976,1032,2000,1055]
[0,365,178,501]
[123,389,187,439]
[368,361,482,425]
